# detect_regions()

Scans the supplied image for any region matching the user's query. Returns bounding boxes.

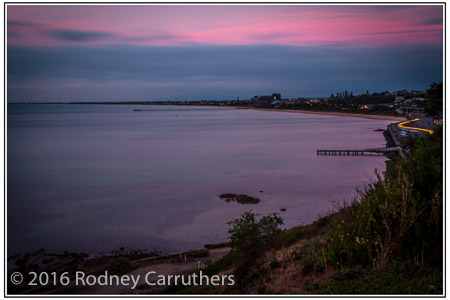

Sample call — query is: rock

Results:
[219,193,260,204]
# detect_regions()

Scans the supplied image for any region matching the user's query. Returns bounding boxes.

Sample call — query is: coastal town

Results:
[64,84,441,122]
[104,87,431,116]
[62,88,430,116]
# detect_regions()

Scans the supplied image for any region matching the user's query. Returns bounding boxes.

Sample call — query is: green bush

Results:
[304,263,442,294]
[227,211,283,278]
[186,249,210,258]
[329,267,363,282]
[301,255,316,275]
[291,238,327,275]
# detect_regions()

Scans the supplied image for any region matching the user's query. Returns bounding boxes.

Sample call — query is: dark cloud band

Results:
[7,44,443,102]
[46,29,115,41]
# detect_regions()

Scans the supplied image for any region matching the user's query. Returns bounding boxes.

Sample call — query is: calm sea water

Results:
[8,104,393,255]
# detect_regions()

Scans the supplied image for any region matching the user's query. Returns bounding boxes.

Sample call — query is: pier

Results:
[317,147,400,156]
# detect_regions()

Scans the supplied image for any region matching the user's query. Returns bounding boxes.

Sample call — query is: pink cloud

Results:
[7,5,443,47]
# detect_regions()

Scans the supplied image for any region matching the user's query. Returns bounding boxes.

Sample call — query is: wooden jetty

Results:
[317,147,400,156]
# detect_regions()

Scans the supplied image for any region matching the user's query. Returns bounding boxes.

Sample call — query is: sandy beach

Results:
[247,108,406,121]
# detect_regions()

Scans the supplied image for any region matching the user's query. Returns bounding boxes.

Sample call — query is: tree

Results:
[227,211,283,276]
[425,82,443,117]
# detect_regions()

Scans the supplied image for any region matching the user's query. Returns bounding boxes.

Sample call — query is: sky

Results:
[7,5,444,102]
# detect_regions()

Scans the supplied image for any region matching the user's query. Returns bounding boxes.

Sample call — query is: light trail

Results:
[398,118,434,134]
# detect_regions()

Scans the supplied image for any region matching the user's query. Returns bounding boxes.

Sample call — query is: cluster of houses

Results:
[252,93,325,107]
[250,90,428,116]
[392,96,426,115]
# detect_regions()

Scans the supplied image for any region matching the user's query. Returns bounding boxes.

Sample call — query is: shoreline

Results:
[247,107,406,121]
[14,103,406,121]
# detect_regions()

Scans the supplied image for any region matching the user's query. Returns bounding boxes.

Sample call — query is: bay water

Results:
[7,104,393,255]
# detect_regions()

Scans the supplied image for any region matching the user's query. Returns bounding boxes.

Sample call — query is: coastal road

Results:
[398,118,434,134]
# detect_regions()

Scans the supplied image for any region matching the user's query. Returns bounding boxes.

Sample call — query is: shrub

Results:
[268,258,281,270]
[202,261,221,277]
[329,267,363,282]
[301,255,316,275]
[227,211,283,277]
[304,263,442,294]
[291,238,327,275]
[186,249,210,258]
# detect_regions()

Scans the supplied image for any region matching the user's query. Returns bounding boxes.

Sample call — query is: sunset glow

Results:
[7,4,443,102]
[8,5,443,47]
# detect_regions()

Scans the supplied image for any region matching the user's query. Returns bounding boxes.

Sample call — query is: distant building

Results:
[252,93,282,105]
[272,93,281,101]
[257,95,274,105]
